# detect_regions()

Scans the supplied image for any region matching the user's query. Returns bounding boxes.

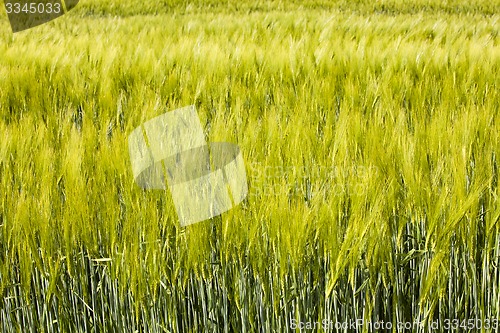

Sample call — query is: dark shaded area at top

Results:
[5,0,79,33]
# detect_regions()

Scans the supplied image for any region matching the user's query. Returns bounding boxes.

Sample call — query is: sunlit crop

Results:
[0,0,499,332]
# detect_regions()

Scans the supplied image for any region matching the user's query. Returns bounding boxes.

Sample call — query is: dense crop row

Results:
[0,1,499,332]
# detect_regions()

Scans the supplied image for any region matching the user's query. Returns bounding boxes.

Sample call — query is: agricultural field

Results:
[0,0,499,332]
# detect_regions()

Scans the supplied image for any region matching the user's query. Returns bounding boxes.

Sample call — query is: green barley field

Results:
[0,0,499,332]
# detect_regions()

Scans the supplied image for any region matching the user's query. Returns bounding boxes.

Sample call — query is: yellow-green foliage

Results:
[0,0,499,332]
